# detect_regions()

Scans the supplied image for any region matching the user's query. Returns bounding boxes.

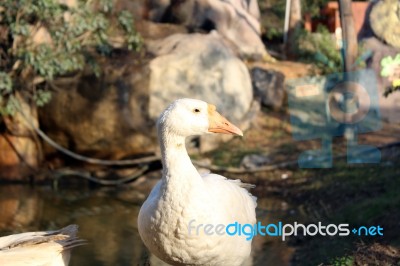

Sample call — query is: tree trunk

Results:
[339,0,358,71]
[285,0,302,60]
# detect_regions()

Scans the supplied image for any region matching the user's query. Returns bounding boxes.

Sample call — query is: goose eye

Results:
[193,108,201,113]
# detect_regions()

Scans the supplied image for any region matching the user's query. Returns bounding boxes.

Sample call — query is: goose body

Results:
[138,99,257,265]
[0,225,84,266]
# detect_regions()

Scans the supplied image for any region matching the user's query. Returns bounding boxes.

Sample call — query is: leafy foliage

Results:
[296,26,371,75]
[0,0,142,115]
[258,0,287,41]
[329,256,354,266]
[259,0,331,41]
[302,0,330,18]
[296,25,343,74]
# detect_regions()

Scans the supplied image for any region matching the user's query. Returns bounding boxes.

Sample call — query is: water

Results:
[0,181,301,265]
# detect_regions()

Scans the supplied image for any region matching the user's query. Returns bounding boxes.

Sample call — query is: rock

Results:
[145,0,267,58]
[281,173,289,179]
[39,52,157,160]
[136,20,187,41]
[148,31,253,122]
[241,154,271,169]
[148,31,253,152]
[361,38,400,123]
[112,0,148,17]
[0,93,40,181]
[146,0,171,22]
[358,18,400,124]
[369,0,400,49]
[358,1,400,123]
[250,67,285,110]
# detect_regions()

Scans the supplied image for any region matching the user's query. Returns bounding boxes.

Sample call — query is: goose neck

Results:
[159,130,197,180]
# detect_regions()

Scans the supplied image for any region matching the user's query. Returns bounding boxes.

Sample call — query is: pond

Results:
[0,179,304,266]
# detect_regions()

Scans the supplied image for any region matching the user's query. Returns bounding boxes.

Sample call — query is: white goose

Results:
[138,99,257,266]
[0,225,84,266]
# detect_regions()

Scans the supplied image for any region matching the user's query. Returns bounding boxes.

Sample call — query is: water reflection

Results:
[0,183,299,265]
[0,186,42,230]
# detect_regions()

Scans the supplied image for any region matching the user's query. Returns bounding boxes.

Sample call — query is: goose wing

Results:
[0,225,84,266]
[202,173,257,225]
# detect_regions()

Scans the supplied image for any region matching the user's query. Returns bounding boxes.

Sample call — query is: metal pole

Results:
[283,0,291,45]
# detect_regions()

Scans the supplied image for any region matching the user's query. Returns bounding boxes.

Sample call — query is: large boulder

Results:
[145,0,268,59]
[39,53,156,160]
[147,31,252,122]
[361,38,400,123]
[358,0,400,123]
[147,31,253,152]
[369,0,400,49]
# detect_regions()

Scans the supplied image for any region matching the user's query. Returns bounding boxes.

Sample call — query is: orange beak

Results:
[207,104,243,136]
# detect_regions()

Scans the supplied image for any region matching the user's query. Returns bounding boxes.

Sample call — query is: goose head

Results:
[157,99,243,138]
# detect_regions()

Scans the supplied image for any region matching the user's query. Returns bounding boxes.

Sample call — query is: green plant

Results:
[264,27,281,41]
[258,0,287,44]
[0,0,142,115]
[259,0,331,41]
[329,255,354,266]
[302,0,330,18]
[297,25,343,74]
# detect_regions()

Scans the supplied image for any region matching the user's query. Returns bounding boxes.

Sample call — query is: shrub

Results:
[296,25,343,75]
[0,0,142,115]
